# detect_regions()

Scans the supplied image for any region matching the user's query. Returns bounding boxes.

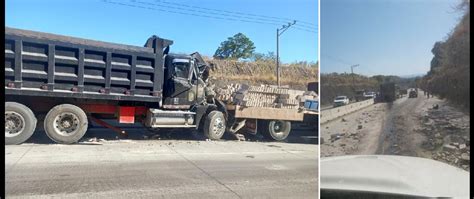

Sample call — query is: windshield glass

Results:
[173,62,190,78]
[335,97,346,100]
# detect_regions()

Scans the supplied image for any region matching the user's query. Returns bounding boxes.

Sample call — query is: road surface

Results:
[321,93,470,170]
[5,128,318,198]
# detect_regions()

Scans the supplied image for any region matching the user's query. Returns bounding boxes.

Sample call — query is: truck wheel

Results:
[261,120,291,141]
[5,102,37,145]
[44,104,88,144]
[203,111,226,140]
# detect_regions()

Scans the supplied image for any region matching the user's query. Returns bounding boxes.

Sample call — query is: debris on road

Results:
[416,99,470,171]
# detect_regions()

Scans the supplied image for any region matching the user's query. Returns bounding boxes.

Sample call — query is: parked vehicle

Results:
[409,89,418,98]
[363,91,376,99]
[333,96,349,107]
[4,27,317,144]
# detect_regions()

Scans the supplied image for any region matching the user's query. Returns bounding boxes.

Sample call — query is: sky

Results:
[6,0,318,64]
[321,0,463,76]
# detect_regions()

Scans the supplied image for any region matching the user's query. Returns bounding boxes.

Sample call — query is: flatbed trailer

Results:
[224,105,318,140]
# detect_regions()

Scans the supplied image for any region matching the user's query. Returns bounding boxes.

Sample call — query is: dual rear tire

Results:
[43,104,88,144]
[5,102,88,145]
[5,102,37,145]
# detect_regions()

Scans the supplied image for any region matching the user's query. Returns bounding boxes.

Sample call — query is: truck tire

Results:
[44,104,88,144]
[203,111,226,140]
[261,120,291,141]
[5,102,37,145]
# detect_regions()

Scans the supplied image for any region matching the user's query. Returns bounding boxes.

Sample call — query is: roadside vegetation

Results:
[420,0,470,110]
[207,33,318,90]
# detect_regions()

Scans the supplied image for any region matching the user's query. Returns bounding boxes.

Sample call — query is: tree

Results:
[214,33,255,59]
[251,51,276,62]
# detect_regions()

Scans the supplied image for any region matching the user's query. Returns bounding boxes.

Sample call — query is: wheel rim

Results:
[271,121,288,139]
[273,121,285,134]
[5,111,26,137]
[53,112,80,136]
[212,117,225,136]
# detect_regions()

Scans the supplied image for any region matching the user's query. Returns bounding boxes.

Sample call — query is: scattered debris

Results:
[234,133,246,141]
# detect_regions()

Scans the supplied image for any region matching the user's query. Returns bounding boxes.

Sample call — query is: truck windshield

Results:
[173,62,190,78]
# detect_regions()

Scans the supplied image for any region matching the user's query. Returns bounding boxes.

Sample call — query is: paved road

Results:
[5,133,318,198]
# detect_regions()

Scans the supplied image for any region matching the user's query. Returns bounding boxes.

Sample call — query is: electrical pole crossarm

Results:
[278,20,297,36]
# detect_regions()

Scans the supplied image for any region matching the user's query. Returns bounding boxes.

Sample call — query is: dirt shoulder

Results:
[320,103,388,157]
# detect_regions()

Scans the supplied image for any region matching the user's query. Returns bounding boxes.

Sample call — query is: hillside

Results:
[205,59,318,91]
[422,1,470,110]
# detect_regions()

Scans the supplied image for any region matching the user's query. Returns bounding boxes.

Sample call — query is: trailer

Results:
[4,27,317,144]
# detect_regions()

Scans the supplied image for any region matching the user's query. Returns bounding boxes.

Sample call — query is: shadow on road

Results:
[24,120,318,145]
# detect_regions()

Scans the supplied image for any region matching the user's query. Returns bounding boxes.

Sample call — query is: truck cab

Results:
[162,54,207,109]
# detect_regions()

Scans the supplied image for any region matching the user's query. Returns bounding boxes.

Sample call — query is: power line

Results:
[134,0,317,30]
[152,0,317,28]
[102,0,317,34]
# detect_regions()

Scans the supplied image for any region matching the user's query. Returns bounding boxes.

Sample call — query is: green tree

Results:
[251,51,276,62]
[214,33,256,59]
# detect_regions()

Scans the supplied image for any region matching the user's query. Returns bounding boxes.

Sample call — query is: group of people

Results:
[424,90,432,98]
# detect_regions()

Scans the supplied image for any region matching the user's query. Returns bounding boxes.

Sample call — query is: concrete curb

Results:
[320,99,375,124]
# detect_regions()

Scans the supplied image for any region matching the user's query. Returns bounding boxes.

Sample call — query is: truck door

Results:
[163,58,195,108]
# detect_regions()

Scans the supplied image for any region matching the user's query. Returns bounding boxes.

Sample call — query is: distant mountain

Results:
[399,73,425,78]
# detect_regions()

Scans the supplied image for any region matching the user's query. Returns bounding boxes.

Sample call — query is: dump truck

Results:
[377,82,396,102]
[4,27,317,144]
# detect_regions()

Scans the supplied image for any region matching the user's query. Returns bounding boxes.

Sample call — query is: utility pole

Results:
[276,20,296,87]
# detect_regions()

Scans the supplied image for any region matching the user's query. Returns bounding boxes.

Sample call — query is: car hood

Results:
[320,155,469,198]
[334,99,346,103]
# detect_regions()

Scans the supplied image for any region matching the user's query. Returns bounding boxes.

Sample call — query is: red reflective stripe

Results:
[119,106,135,124]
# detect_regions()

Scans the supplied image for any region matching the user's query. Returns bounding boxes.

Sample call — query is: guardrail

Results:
[320,98,375,124]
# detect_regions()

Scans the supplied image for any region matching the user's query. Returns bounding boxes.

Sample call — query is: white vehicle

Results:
[363,91,376,98]
[333,96,350,107]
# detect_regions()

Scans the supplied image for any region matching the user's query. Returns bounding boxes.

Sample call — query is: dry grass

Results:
[206,59,318,90]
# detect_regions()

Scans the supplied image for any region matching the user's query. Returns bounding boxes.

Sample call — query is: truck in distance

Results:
[377,82,396,102]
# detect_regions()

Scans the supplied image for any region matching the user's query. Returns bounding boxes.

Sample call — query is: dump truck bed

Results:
[5,27,172,102]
